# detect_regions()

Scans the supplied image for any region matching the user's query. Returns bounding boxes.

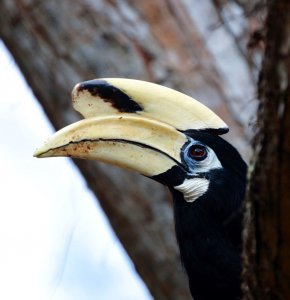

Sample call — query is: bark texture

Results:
[0,0,259,299]
[243,0,290,299]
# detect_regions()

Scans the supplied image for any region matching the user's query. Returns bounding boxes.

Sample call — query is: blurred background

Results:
[0,1,264,299]
[0,42,151,300]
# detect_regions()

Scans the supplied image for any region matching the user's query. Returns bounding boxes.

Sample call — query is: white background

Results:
[0,41,151,300]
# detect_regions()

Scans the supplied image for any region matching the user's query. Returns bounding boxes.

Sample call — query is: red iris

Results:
[189,145,207,161]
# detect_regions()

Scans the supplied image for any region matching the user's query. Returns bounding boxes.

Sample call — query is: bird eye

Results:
[188,145,207,161]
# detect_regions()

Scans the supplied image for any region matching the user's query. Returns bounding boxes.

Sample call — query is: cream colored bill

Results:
[72,78,228,133]
[34,115,187,177]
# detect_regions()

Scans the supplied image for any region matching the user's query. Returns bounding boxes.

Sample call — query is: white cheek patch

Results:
[174,178,209,203]
[173,144,222,203]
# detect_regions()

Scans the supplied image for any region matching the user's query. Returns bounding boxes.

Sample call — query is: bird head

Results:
[34,78,234,203]
[34,79,248,299]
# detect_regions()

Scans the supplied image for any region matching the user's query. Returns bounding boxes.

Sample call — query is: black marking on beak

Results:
[37,138,187,171]
[77,79,143,113]
[183,127,229,136]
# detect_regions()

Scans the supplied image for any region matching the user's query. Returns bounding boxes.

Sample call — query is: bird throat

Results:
[174,178,209,202]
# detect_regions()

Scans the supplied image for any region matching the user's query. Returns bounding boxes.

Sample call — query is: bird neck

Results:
[169,168,246,300]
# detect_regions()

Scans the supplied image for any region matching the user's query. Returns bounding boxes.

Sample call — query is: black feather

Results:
[171,133,247,300]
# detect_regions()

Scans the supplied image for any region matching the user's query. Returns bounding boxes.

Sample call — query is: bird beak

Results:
[34,115,188,181]
[71,78,229,134]
[34,78,228,183]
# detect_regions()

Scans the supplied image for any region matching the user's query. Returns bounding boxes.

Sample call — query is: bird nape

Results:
[34,78,247,300]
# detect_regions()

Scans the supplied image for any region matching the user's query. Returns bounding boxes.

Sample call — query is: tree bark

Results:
[243,0,290,299]
[0,0,258,299]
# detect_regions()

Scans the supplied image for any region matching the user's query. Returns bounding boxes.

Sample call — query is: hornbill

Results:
[34,79,247,300]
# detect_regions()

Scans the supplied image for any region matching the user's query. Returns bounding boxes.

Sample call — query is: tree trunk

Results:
[0,0,258,299]
[243,0,290,299]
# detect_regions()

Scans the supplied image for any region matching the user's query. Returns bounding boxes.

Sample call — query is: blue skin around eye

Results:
[181,139,208,172]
